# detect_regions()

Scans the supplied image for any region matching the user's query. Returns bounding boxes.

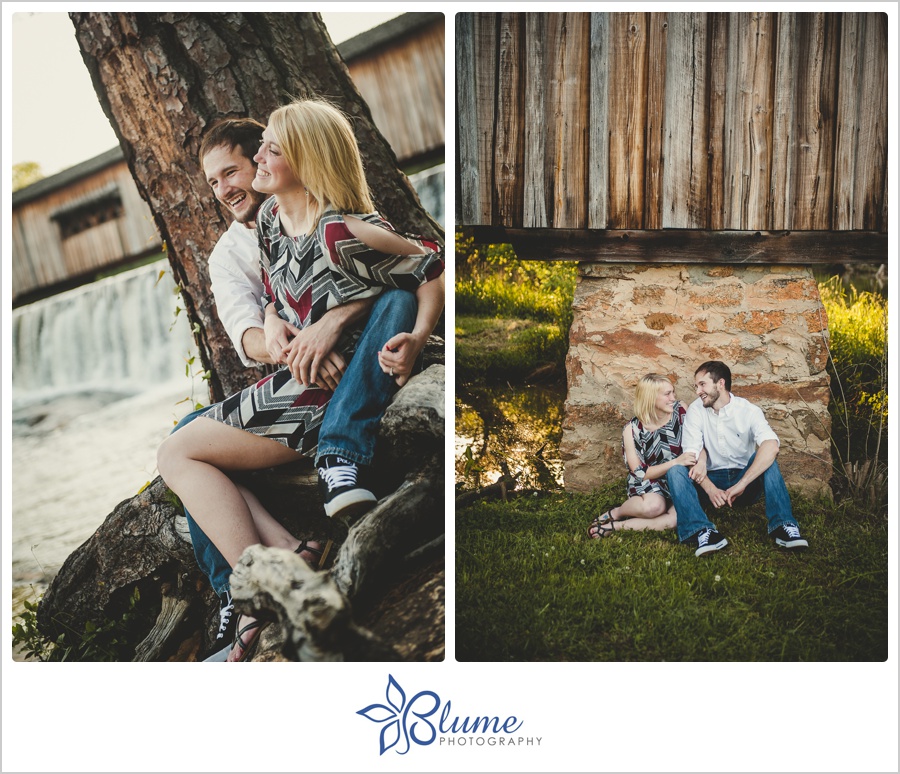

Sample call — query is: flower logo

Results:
[357,675,440,755]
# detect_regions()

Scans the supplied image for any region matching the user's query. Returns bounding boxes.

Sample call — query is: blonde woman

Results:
[588,374,699,539]
[157,99,444,661]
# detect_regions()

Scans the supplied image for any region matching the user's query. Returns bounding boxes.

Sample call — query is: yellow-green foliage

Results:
[819,276,887,466]
[455,233,577,326]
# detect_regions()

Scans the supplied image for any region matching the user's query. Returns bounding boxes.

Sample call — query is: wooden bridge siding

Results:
[832,12,888,231]
[494,13,525,227]
[456,11,887,233]
[12,163,161,300]
[348,21,445,164]
[662,13,708,230]
[525,14,550,228]
[12,206,67,294]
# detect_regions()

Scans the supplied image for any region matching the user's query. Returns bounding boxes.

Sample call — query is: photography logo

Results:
[356,674,541,756]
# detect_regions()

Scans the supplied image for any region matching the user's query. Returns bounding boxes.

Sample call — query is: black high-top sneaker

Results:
[316,455,377,522]
[202,590,236,662]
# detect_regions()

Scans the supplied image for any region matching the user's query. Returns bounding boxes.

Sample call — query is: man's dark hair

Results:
[199,118,266,166]
[695,360,732,391]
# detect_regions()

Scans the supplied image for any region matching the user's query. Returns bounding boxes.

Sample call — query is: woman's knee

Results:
[157,431,194,486]
[644,495,668,518]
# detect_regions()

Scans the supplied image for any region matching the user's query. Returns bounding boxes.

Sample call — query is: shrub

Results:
[819,276,888,485]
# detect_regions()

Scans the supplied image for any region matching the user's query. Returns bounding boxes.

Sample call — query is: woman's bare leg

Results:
[608,492,668,522]
[157,417,301,567]
[237,483,326,565]
[618,504,677,532]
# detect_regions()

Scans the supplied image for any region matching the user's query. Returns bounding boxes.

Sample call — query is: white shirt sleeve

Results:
[681,399,705,457]
[207,222,266,367]
[747,401,780,448]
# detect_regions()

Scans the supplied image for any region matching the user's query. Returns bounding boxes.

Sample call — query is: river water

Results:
[11,260,203,592]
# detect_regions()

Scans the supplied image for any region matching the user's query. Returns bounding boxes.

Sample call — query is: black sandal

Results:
[231,617,267,662]
[295,538,334,570]
[588,512,617,540]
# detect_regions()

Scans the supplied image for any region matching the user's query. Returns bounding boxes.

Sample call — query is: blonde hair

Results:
[269,99,375,233]
[633,373,674,427]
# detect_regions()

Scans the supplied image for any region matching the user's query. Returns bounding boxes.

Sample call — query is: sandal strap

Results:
[295,538,335,570]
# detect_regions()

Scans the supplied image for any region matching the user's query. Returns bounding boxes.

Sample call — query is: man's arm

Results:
[241,327,272,364]
[723,438,779,505]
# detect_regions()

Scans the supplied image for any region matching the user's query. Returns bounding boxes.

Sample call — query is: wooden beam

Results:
[464,227,887,264]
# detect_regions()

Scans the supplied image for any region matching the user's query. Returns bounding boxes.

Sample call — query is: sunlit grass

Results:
[457,488,888,662]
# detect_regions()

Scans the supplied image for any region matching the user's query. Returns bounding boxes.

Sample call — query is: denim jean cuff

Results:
[315,446,373,468]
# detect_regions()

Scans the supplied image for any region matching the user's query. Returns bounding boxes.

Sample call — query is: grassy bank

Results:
[457,486,887,661]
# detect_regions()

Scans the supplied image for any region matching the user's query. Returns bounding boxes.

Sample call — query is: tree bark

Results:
[69,11,443,402]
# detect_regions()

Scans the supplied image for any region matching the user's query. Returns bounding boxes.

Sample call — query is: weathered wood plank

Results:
[467,226,887,264]
[456,11,886,238]
[474,14,498,225]
[523,14,549,228]
[792,13,839,229]
[770,12,798,230]
[643,13,666,230]
[494,13,525,227]
[855,12,888,231]
[707,12,729,230]
[833,12,862,231]
[662,13,708,229]
[723,13,774,229]
[588,12,610,229]
[608,13,648,228]
[547,13,590,228]
[455,13,479,225]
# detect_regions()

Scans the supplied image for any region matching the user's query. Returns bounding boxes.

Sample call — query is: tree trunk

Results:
[69,11,443,402]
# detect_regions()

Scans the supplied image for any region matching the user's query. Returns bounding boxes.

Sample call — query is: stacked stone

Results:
[561,264,832,497]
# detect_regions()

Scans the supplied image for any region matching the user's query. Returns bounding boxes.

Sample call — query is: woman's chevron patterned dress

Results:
[203,199,443,456]
[622,401,686,499]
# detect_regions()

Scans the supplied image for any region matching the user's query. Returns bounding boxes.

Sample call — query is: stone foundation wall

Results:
[560,264,832,498]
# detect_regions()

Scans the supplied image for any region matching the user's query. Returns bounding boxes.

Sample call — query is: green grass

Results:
[456,485,888,662]
[456,315,567,381]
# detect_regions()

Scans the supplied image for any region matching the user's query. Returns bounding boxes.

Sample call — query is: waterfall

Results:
[12,259,196,408]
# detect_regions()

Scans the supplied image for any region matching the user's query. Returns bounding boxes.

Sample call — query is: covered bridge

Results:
[456,11,888,496]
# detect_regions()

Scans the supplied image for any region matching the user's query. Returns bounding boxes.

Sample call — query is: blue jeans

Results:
[666,454,796,543]
[315,288,418,467]
[171,406,232,596]
[176,288,418,595]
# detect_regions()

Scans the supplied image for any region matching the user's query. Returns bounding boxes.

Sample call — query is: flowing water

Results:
[11,259,204,592]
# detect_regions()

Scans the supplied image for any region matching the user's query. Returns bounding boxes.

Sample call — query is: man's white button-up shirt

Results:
[681,393,780,471]
[207,221,265,367]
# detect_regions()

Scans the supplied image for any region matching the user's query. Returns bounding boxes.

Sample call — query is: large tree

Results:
[70,11,442,401]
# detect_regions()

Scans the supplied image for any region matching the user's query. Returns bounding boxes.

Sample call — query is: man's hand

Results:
[689,454,708,483]
[724,480,748,506]
[280,314,345,387]
[285,346,346,390]
[377,331,427,387]
[703,481,729,509]
[264,313,299,365]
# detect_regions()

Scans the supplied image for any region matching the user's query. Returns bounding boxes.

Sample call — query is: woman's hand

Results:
[675,451,698,468]
[264,311,300,365]
[378,331,427,387]
[689,454,708,483]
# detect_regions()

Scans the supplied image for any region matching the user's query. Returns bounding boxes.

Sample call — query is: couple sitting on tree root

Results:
[589,361,809,558]
[156,101,444,662]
